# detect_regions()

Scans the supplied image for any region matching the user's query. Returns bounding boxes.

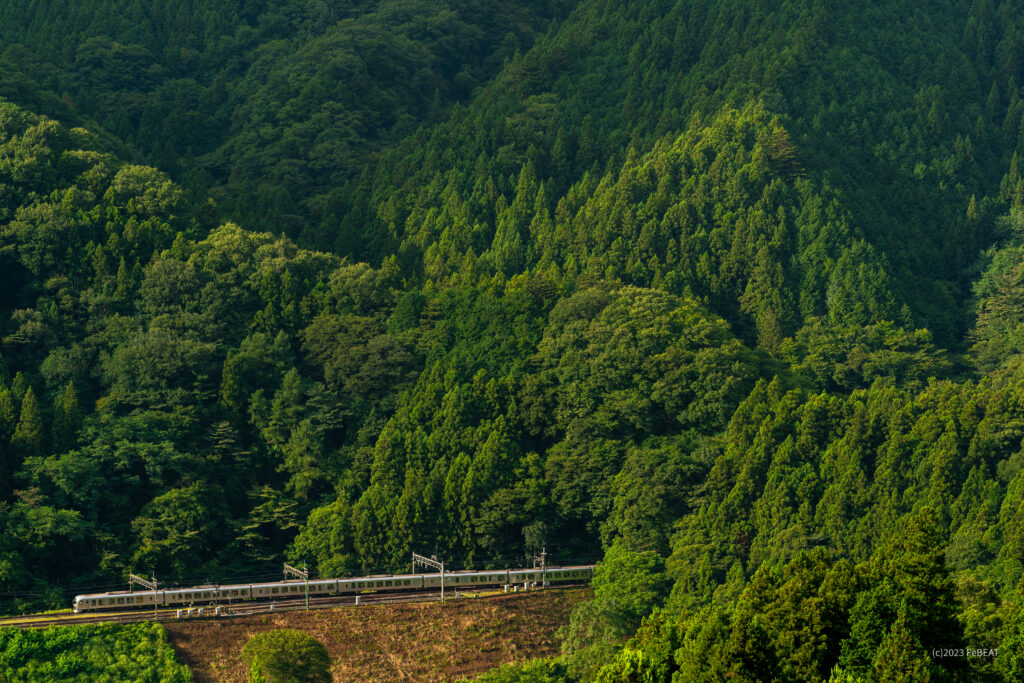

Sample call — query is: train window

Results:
[404,580,410,586]
[136,597,143,604]
[272,587,278,594]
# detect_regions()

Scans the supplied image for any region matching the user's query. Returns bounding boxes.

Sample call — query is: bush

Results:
[462,658,571,682]
[0,622,192,682]
[241,629,331,683]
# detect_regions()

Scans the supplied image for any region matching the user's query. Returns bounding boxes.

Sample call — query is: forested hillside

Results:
[2,0,1024,681]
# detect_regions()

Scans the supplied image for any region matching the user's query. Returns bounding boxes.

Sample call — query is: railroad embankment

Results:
[165,587,588,682]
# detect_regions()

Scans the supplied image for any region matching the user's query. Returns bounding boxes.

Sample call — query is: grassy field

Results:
[165,588,587,682]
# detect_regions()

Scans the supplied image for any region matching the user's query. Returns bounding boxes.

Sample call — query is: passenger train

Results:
[73,565,594,612]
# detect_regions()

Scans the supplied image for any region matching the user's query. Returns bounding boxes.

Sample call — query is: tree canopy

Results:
[1,0,1024,680]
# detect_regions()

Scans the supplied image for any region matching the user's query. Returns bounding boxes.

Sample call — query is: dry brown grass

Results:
[164,588,588,682]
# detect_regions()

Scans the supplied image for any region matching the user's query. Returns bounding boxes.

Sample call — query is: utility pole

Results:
[129,573,158,618]
[531,547,547,587]
[412,552,445,602]
[284,563,309,610]
[532,544,548,589]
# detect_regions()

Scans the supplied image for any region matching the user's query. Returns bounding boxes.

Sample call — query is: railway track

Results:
[0,584,579,630]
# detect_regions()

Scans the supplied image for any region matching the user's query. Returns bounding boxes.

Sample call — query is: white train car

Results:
[73,565,594,612]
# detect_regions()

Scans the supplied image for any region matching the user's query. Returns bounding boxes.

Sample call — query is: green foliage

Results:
[241,629,331,683]
[0,1,574,245]
[561,543,670,680]
[250,658,268,683]
[782,318,953,392]
[592,648,660,683]
[0,622,191,682]
[462,659,571,683]
[131,485,213,581]
[1,2,1024,681]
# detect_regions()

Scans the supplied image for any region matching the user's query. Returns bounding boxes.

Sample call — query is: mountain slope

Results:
[1,1,1024,680]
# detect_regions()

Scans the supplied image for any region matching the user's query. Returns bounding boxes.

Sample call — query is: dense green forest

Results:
[3,0,1024,680]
